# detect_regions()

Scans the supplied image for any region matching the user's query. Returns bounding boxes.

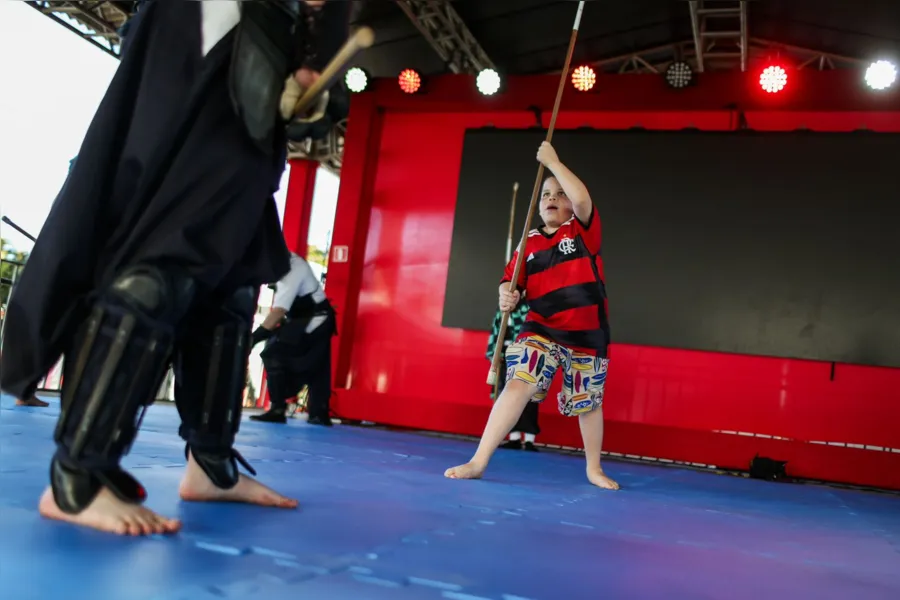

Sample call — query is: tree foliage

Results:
[307,244,328,267]
[1,238,30,307]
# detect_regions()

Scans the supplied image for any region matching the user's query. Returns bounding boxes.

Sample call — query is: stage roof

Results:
[25,0,900,170]
[27,1,900,74]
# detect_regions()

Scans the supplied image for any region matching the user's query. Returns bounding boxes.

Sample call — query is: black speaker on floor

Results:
[749,455,789,482]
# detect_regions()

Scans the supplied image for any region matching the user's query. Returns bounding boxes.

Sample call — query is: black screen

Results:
[443,128,900,368]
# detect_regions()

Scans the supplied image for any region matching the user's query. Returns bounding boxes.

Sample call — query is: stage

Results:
[1,395,898,600]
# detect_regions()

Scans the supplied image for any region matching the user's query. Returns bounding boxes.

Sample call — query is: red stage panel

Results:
[319,71,900,490]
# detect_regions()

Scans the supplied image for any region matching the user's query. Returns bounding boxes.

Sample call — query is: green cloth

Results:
[485,302,530,361]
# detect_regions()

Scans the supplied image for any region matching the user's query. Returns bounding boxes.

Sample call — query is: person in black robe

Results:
[250,253,336,426]
[0,0,350,536]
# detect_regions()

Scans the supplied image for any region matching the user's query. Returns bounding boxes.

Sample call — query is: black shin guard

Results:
[52,265,195,514]
[175,286,257,489]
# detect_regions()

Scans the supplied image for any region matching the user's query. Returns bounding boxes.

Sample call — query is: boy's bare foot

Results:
[178,452,298,508]
[38,486,181,536]
[444,461,486,480]
[587,466,620,490]
[16,397,49,407]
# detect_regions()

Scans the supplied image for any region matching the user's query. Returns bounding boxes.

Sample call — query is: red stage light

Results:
[571,65,596,92]
[398,69,422,94]
[759,65,788,93]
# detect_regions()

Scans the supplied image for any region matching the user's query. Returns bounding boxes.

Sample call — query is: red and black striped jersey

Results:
[501,206,610,356]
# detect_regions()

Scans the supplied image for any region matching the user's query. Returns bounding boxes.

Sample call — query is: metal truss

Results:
[395,0,495,74]
[26,1,132,58]
[287,118,347,175]
[688,0,748,72]
[585,37,865,75]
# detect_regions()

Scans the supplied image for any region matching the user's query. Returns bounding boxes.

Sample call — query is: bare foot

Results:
[38,486,181,536]
[587,467,620,490]
[444,461,486,480]
[178,452,298,509]
[16,397,49,407]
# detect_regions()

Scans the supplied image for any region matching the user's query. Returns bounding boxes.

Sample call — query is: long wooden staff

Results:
[487,1,585,386]
[505,181,520,264]
[493,181,520,398]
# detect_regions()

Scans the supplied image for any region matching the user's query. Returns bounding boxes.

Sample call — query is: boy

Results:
[445,142,618,490]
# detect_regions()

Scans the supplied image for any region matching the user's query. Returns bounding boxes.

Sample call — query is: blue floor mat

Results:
[1,394,898,600]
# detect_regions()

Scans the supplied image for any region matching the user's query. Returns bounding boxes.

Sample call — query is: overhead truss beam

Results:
[581,37,865,75]
[688,1,748,72]
[395,0,495,74]
[287,119,347,176]
[26,1,132,58]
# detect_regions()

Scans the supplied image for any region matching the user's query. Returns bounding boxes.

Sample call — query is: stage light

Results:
[865,60,897,90]
[476,68,501,96]
[398,68,422,94]
[665,61,693,89]
[345,67,369,93]
[571,65,596,92]
[759,65,788,93]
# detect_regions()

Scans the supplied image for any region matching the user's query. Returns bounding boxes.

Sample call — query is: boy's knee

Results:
[557,388,604,417]
[501,378,540,403]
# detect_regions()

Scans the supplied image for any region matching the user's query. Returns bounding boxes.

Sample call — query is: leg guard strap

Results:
[185,445,257,489]
[50,457,148,512]
[176,286,256,489]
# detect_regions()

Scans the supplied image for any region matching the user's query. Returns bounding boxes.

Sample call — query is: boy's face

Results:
[539,177,573,229]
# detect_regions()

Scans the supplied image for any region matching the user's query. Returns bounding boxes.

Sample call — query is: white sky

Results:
[0,1,339,254]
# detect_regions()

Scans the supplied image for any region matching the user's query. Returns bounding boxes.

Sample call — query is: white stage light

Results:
[476,69,501,96]
[865,60,897,91]
[345,67,369,93]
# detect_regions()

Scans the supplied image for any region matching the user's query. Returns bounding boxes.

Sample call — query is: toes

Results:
[137,514,157,535]
[266,493,298,509]
[126,519,142,536]
[148,515,167,535]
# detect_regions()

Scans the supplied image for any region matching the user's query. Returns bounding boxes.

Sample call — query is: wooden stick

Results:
[487,1,585,386]
[1,216,36,242]
[505,182,520,264]
[494,181,519,400]
[293,26,376,116]
[494,181,520,398]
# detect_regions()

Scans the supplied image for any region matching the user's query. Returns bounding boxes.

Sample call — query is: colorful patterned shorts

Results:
[505,335,609,417]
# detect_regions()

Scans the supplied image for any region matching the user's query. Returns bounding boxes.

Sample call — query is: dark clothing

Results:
[0,0,349,400]
[262,300,335,419]
[2,0,285,399]
[0,0,350,513]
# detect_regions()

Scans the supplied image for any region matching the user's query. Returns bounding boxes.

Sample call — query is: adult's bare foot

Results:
[16,397,49,407]
[444,461,486,480]
[178,452,298,509]
[38,486,181,536]
[587,466,620,490]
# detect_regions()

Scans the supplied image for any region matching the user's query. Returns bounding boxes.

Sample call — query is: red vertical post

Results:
[323,94,383,410]
[256,158,319,408]
[281,158,319,257]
